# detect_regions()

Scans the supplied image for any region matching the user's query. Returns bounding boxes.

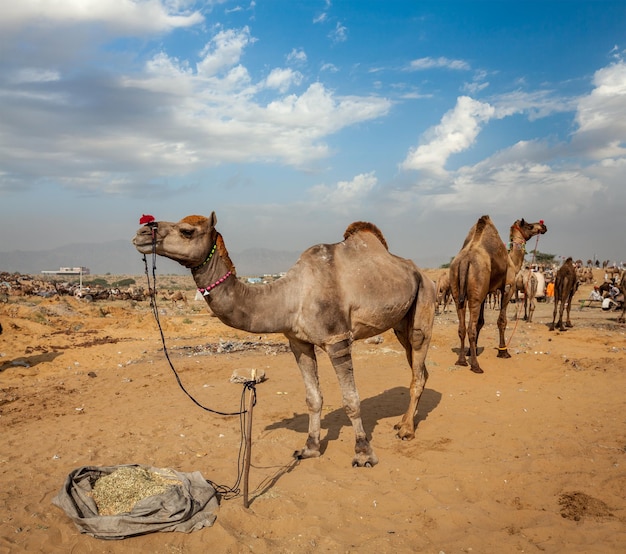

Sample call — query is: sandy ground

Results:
[1,270,625,553]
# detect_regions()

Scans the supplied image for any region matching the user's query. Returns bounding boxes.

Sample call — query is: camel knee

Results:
[342,390,362,420]
[305,393,323,414]
[411,328,427,349]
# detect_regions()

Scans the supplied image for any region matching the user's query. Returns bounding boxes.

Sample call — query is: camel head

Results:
[133,212,218,269]
[511,218,547,243]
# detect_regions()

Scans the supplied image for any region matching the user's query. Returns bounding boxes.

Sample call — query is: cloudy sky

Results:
[1,0,625,270]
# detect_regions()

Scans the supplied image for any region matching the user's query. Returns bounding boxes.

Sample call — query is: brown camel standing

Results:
[449,216,547,373]
[549,257,578,331]
[514,268,538,322]
[133,213,436,468]
[435,272,452,314]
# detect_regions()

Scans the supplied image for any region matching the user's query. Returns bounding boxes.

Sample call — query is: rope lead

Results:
[140,252,257,502]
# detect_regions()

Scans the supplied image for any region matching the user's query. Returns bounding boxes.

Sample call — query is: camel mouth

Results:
[132,236,159,253]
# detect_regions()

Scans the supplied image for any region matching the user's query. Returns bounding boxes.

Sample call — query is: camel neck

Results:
[189,236,288,334]
[508,225,528,271]
[192,238,234,294]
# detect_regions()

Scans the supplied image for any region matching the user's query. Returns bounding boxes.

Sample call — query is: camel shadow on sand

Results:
[0,351,63,373]
[264,386,442,455]
[451,346,485,357]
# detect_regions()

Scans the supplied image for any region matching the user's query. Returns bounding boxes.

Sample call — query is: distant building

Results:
[41,266,90,276]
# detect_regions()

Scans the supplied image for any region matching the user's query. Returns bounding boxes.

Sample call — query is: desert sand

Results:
[1,269,625,553]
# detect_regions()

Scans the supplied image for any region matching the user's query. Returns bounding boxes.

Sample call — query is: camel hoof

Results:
[565,322,573,328]
[293,448,320,460]
[352,457,377,468]
[395,429,415,441]
[497,350,511,359]
[394,421,415,441]
[455,360,468,367]
[470,366,484,374]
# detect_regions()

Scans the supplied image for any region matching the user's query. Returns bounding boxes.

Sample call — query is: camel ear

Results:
[209,211,217,228]
[520,218,526,226]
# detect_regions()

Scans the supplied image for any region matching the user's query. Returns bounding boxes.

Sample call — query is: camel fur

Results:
[549,257,579,331]
[449,216,547,373]
[133,212,436,468]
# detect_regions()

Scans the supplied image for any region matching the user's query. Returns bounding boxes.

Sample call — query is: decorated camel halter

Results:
[508,223,528,253]
[191,242,233,295]
[197,271,233,296]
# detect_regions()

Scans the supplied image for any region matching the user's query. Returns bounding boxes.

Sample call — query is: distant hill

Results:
[0,241,301,277]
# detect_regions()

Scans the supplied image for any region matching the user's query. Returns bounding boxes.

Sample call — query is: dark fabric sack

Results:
[52,464,219,539]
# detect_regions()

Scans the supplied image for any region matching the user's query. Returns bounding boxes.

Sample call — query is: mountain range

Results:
[0,240,302,277]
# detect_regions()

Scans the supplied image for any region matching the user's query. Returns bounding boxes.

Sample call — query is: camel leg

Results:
[557,299,567,331]
[393,300,433,440]
[527,296,535,322]
[549,299,559,331]
[497,291,512,359]
[326,335,378,468]
[564,296,574,328]
[467,301,485,373]
[455,304,469,367]
[289,338,323,460]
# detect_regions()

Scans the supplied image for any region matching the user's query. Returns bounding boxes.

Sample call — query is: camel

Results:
[449,216,547,373]
[435,272,452,314]
[514,267,538,322]
[133,212,436,468]
[161,290,188,306]
[549,257,579,331]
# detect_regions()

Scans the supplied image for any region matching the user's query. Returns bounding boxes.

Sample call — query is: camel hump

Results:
[462,215,492,248]
[476,215,492,232]
[343,221,389,250]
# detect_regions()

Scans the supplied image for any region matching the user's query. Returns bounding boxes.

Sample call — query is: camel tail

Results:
[457,260,469,309]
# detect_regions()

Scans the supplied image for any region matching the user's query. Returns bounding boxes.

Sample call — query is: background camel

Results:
[435,272,452,314]
[160,290,188,306]
[549,257,578,331]
[449,216,547,373]
[133,212,436,468]
[514,268,538,322]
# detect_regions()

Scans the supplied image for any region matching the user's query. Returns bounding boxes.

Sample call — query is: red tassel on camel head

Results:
[140,214,155,225]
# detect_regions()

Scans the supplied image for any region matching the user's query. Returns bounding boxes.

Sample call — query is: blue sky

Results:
[1,0,626,270]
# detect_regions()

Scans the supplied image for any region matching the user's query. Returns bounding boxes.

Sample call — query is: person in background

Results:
[589,286,603,302]
[546,280,555,303]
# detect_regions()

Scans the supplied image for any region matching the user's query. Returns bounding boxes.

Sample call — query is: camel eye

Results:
[180,228,194,239]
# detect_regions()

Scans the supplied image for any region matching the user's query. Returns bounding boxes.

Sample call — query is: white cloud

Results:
[197,27,254,77]
[0,17,392,191]
[264,68,303,93]
[310,171,378,207]
[287,48,307,65]
[10,68,60,84]
[320,62,338,73]
[401,96,495,174]
[329,22,347,43]
[408,57,470,71]
[0,0,204,33]
[571,61,626,159]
